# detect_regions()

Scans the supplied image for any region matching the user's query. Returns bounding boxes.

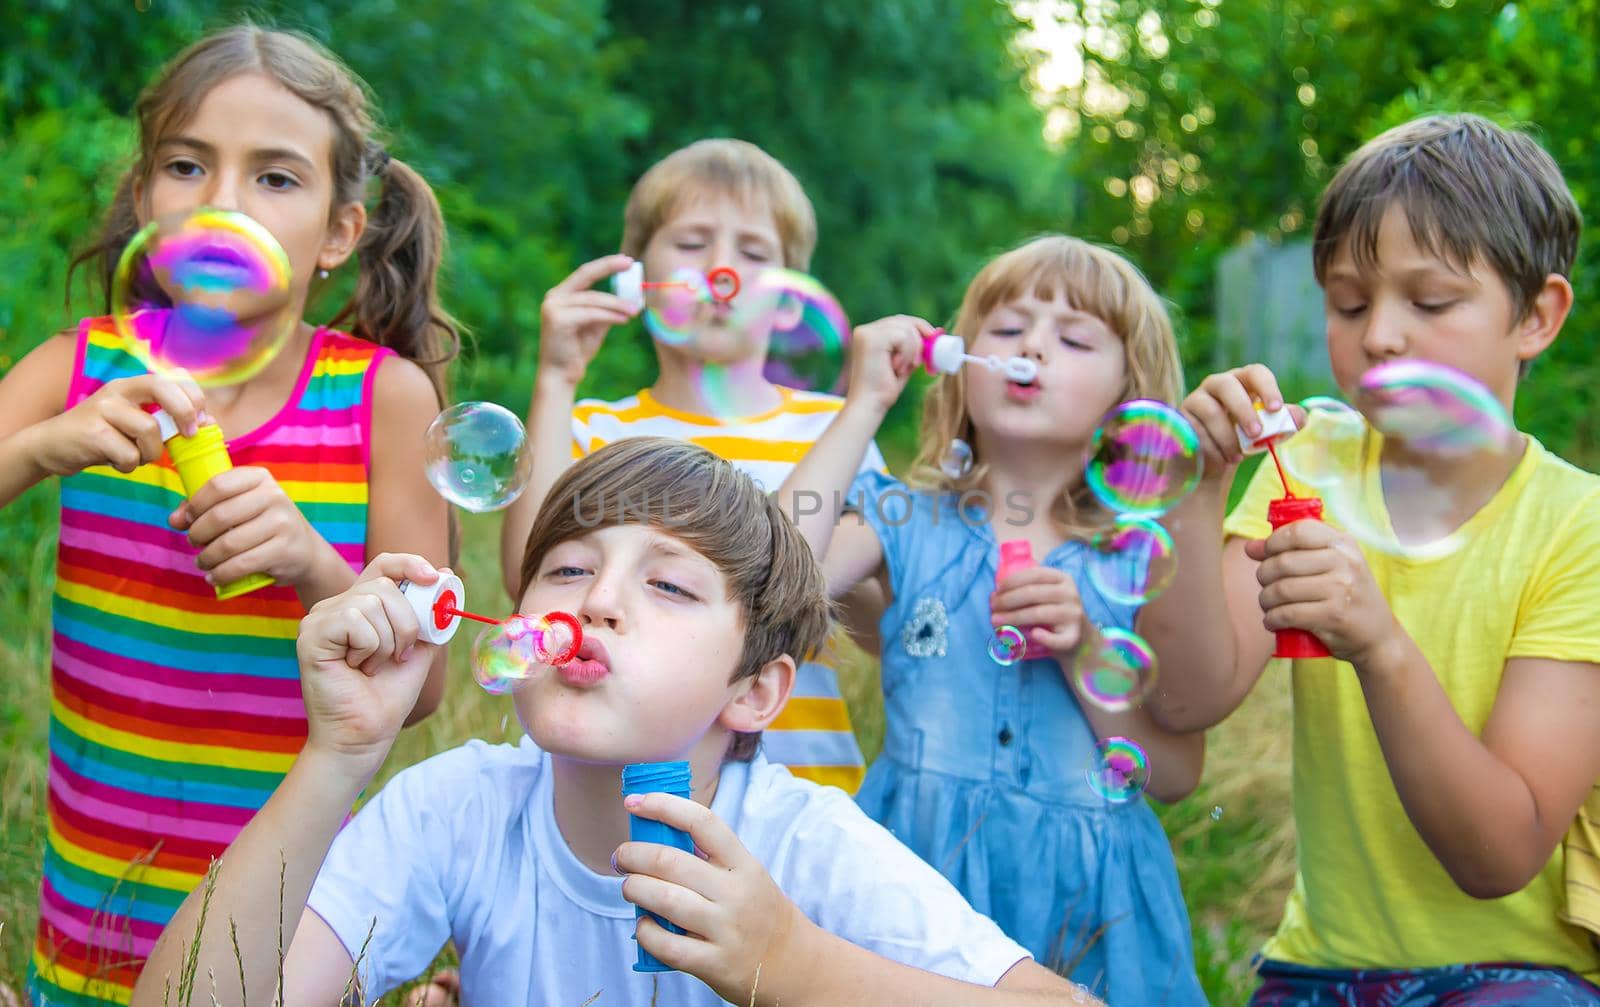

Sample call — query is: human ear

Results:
[318,200,367,272]
[717,654,795,734]
[1515,273,1573,362]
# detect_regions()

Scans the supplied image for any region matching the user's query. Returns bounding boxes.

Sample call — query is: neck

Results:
[975,442,1083,551]
[650,350,782,418]
[1380,432,1527,542]
[549,734,733,876]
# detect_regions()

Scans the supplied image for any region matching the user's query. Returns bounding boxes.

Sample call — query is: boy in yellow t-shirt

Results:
[1142,113,1600,1002]
[500,139,880,792]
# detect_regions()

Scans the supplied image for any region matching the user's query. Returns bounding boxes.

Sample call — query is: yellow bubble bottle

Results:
[154,410,276,600]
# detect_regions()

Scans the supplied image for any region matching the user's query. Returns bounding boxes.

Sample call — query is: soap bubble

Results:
[734,268,850,397]
[940,439,974,480]
[1210,806,1224,822]
[111,208,296,386]
[1085,736,1149,803]
[988,625,1028,666]
[643,267,713,346]
[471,612,582,696]
[423,402,533,512]
[1088,516,1177,606]
[1085,400,1203,518]
[1072,628,1158,711]
[1275,363,1517,560]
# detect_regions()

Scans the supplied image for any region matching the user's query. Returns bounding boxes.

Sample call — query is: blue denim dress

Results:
[850,471,1204,1006]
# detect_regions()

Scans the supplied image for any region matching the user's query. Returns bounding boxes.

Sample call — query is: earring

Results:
[318,268,330,280]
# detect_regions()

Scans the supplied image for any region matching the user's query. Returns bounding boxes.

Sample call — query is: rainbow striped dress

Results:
[28,317,391,1006]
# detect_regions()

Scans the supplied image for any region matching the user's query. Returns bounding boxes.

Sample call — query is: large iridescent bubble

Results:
[1275,361,1518,559]
[423,402,533,512]
[1085,736,1150,803]
[1084,400,1203,518]
[111,208,296,386]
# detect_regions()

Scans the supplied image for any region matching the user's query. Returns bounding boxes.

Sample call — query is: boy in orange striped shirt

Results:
[500,139,881,791]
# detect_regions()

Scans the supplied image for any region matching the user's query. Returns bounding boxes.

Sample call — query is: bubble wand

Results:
[920,329,1038,384]
[1241,405,1332,659]
[614,264,741,309]
[395,574,581,663]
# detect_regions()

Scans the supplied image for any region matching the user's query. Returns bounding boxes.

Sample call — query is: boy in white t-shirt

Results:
[131,437,1101,1007]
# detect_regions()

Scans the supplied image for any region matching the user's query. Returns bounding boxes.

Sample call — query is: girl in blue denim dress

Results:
[777,235,1207,1006]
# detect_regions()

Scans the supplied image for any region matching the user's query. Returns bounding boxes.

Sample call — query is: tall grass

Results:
[0,504,1293,1005]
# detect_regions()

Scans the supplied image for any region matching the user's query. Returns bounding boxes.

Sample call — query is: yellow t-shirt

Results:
[1224,434,1600,974]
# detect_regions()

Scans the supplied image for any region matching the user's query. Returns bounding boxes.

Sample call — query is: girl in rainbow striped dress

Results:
[0,26,456,1006]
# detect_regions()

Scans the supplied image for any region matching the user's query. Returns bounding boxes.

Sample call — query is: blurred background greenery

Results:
[2,1,1596,1003]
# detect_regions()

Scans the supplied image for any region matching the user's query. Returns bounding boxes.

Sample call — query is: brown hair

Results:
[620,139,818,272]
[69,24,459,402]
[909,234,1184,537]
[518,437,832,760]
[1313,113,1581,326]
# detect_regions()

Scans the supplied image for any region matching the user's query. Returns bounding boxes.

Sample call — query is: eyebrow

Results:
[669,220,778,245]
[159,136,317,172]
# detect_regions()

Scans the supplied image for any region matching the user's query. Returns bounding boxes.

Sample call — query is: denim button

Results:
[998,725,1013,746]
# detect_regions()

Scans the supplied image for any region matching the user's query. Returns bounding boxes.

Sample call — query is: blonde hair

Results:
[519,437,833,761]
[908,235,1184,536]
[620,139,818,271]
[70,24,459,404]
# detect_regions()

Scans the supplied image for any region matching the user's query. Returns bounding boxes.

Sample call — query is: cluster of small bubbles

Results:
[470,613,581,696]
[423,402,533,512]
[111,207,296,387]
[987,625,1029,666]
[940,438,974,480]
[1085,736,1150,803]
[1072,628,1158,712]
[1088,516,1177,606]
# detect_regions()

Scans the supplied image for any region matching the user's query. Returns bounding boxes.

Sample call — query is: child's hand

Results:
[991,565,1086,655]
[170,467,338,590]
[1180,363,1304,477]
[1246,521,1402,667]
[538,254,640,388]
[28,374,204,477]
[846,315,933,417]
[615,792,812,1004]
[296,554,441,774]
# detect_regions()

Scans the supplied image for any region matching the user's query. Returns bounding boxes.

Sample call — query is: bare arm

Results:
[499,366,580,598]
[500,254,637,600]
[1360,641,1600,897]
[1140,365,1291,732]
[774,402,890,599]
[132,554,445,1006]
[366,358,452,725]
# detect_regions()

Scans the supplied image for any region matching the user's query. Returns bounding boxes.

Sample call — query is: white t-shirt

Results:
[307,739,1030,1004]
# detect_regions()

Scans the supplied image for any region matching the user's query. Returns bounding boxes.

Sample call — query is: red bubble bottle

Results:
[1256,411,1331,659]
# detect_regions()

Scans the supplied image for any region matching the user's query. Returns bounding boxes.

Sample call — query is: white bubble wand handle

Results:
[920,330,1037,383]
[397,573,475,646]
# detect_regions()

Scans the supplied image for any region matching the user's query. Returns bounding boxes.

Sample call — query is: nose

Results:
[1017,318,1051,360]
[575,567,625,635]
[201,169,244,213]
[1360,298,1409,362]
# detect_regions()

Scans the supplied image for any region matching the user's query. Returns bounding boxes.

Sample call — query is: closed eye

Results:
[990,327,1023,338]
[651,579,699,601]
[1060,337,1091,350]
[1333,304,1367,318]
[1415,300,1455,314]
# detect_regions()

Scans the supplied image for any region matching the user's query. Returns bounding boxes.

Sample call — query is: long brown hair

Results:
[909,235,1184,538]
[69,24,459,402]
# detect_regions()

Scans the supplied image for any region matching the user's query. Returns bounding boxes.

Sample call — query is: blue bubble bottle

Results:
[622,761,695,972]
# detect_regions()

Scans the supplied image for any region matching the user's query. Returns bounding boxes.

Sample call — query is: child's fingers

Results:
[194,516,274,573]
[203,540,275,588]
[1258,571,1334,613]
[1201,370,1267,437]
[620,872,716,936]
[355,553,439,589]
[183,466,261,519]
[1255,546,1334,588]
[633,915,704,975]
[1032,626,1082,652]
[143,376,205,437]
[548,305,636,332]
[1261,518,1337,558]
[551,254,635,295]
[622,793,746,869]
[613,840,719,894]
[185,486,270,549]
[1242,537,1268,562]
[102,398,167,468]
[1181,392,1244,465]
[1235,363,1285,411]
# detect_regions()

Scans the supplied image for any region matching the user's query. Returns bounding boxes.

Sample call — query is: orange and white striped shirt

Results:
[572,387,884,792]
